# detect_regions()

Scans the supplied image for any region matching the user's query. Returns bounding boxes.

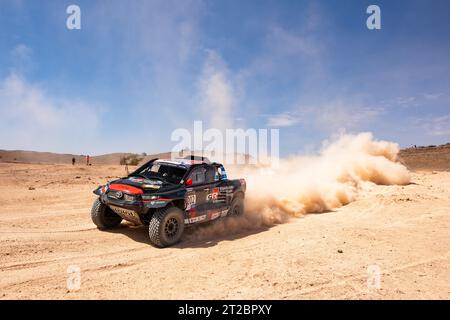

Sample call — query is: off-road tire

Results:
[229,194,244,216]
[91,198,122,229]
[148,206,185,248]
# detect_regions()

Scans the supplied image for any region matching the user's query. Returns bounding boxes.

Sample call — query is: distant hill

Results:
[399,143,450,171]
[0,149,252,166]
[0,150,149,165]
[2,142,449,171]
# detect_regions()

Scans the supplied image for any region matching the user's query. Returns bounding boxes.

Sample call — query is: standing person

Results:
[86,155,90,166]
[72,157,76,166]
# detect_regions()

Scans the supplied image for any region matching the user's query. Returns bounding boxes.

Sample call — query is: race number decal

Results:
[185,194,196,210]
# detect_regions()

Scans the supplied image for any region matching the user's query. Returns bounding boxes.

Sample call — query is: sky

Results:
[0,0,449,156]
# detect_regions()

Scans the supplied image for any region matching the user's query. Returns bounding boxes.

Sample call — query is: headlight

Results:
[141,195,159,200]
[123,194,135,202]
[101,184,109,194]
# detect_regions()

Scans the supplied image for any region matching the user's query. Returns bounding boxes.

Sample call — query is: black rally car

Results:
[91,156,246,247]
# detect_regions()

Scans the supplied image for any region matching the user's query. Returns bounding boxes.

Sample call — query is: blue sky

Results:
[0,0,449,156]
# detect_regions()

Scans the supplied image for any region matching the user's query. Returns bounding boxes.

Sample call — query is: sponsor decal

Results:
[189,207,197,217]
[185,194,196,210]
[129,177,162,189]
[219,185,234,193]
[206,209,228,220]
[142,184,161,189]
[149,200,168,205]
[185,215,206,224]
[206,188,219,201]
[147,179,163,185]
[209,211,221,220]
[142,197,171,206]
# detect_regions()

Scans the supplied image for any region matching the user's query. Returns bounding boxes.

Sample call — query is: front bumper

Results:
[99,193,173,225]
[109,204,143,225]
[100,193,146,224]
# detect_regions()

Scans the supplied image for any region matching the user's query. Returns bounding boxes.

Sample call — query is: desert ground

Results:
[0,158,449,299]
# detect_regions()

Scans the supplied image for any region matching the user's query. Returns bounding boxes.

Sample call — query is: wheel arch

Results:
[233,190,245,201]
[142,199,186,225]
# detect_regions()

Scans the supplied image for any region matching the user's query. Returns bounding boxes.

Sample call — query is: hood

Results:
[110,176,178,193]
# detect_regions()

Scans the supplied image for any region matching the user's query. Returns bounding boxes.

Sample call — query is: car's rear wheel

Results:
[148,206,185,248]
[229,195,244,216]
[91,198,122,229]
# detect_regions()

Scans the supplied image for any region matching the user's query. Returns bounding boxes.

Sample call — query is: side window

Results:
[205,166,216,183]
[189,167,206,185]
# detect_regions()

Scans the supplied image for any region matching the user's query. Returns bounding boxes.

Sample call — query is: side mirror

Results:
[185,178,193,186]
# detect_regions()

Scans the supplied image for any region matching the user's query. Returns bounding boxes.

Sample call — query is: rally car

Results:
[91,156,246,247]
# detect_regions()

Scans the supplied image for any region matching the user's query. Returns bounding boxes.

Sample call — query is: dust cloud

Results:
[185,132,411,241]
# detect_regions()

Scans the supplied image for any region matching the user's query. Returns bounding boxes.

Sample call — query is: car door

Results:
[203,165,229,220]
[185,166,209,223]
[214,165,233,213]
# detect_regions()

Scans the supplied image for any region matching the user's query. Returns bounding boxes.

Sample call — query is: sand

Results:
[0,162,449,299]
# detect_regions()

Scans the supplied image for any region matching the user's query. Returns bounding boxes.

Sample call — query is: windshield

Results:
[134,162,187,184]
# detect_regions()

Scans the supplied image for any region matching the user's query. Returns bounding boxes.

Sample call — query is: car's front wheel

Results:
[91,198,122,229]
[148,206,185,248]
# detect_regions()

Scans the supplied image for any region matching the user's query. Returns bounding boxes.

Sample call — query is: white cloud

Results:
[11,44,32,62]
[86,0,205,134]
[381,93,446,109]
[267,113,299,127]
[10,44,33,72]
[267,26,319,57]
[423,92,443,100]
[0,73,104,153]
[396,96,417,106]
[422,115,450,136]
[278,98,385,134]
[264,97,384,132]
[317,103,383,130]
[91,0,203,68]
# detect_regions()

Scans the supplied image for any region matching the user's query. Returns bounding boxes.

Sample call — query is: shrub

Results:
[120,154,143,166]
